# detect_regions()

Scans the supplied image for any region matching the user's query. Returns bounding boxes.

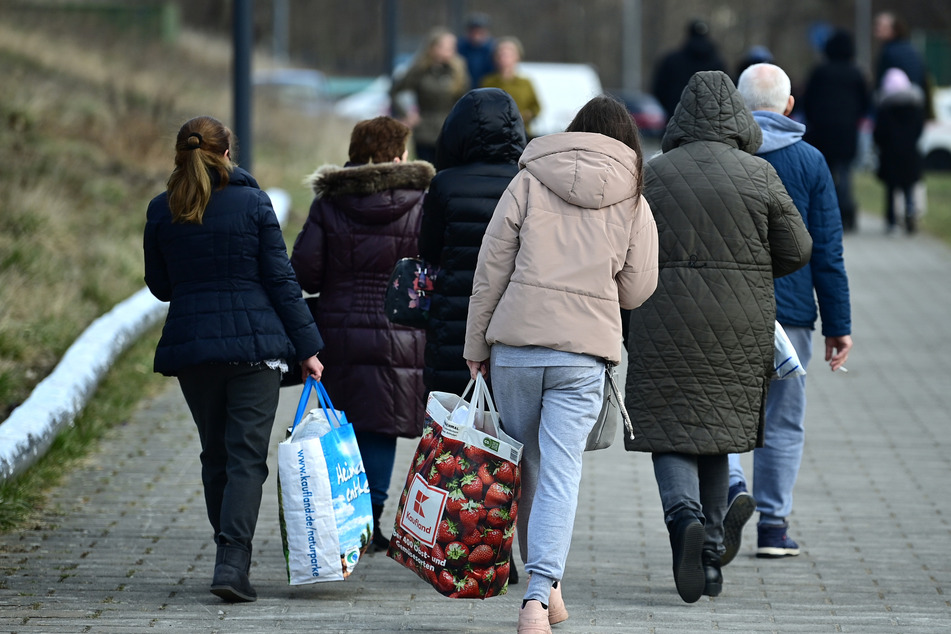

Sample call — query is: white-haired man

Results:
[726,63,853,563]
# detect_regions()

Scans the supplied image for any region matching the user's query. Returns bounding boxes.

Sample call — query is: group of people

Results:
[389,14,541,163]
[654,12,931,236]
[140,12,938,634]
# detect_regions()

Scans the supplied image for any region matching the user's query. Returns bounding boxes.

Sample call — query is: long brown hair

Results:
[166,116,234,224]
[566,96,644,199]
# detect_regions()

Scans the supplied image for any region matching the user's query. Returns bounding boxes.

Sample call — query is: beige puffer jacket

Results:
[464,132,659,365]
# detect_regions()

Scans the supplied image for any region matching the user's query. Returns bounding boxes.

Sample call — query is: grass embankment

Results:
[0,13,351,531]
[854,169,951,240]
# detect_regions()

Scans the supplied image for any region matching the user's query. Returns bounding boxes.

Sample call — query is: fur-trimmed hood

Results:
[306,160,434,199]
[303,159,434,226]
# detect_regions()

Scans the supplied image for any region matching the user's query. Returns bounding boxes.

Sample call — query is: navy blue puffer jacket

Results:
[753,110,851,338]
[417,88,526,395]
[144,167,323,376]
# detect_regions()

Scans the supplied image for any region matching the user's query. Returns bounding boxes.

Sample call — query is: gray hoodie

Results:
[753,110,804,154]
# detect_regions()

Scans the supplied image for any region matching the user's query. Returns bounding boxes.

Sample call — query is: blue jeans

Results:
[652,453,729,555]
[728,325,813,526]
[490,345,604,606]
[354,431,397,507]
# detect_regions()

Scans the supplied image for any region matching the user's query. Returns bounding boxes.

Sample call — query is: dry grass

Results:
[0,11,351,411]
[0,8,355,529]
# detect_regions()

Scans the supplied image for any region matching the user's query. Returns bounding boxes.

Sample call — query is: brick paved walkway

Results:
[2,225,949,633]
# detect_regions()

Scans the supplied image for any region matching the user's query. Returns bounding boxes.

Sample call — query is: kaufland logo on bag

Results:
[399,474,448,547]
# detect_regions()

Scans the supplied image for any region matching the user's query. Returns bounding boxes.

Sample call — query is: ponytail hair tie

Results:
[185,133,203,150]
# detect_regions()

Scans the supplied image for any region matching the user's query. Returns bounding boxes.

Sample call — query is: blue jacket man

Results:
[722,63,853,565]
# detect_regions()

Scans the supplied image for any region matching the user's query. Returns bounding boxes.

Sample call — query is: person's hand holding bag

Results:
[301,355,324,382]
[466,358,488,379]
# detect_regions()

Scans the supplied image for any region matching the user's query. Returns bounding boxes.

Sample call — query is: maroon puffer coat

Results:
[291,160,435,438]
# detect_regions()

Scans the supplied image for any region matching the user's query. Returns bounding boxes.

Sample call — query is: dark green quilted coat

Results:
[625,71,812,455]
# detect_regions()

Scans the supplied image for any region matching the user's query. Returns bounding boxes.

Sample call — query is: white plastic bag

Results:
[277,378,373,584]
[774,321,806,379]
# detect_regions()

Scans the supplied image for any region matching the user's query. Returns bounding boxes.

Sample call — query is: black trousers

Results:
[178,363,281,552]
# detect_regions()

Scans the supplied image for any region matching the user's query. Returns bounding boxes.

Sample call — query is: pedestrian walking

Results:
[651,19,727,122]
[803,29,870,232]
[390,27,470,164]
[873,67,926,234]
[625,71,812,603]
[457,12,495,90]
[480,37,541,137]
[724,63,853,565]
[143,115,324,603]
[417,87,527,585]
[290,116,433,552]
[417,88,526,398]
[465,95,659,632]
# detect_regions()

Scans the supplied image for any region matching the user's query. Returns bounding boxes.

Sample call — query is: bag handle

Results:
[466,374,502,436]
[447,378,476,420]
[290,377,344,434]
[603,361,635,441]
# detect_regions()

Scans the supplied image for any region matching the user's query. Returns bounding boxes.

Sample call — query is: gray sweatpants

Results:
[490,345,604,605]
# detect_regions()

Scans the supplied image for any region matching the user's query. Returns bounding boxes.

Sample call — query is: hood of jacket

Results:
[517,132,640,210]
[435,87,527,170]
[877,84,925,109]
[662,70,762,154]
[304,160,434,225]
[753,110,805,154]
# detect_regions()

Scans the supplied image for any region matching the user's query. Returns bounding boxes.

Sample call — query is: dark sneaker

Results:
[721,482,755,566]
[756,522,800,558]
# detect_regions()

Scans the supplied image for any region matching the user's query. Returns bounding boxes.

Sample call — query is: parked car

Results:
[920,87,951,171]
[608,90,667,138]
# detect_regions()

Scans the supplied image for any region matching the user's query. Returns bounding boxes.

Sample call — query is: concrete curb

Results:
[0,188,291,483]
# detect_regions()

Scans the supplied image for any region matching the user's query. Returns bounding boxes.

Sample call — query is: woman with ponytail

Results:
[144,116,324,603]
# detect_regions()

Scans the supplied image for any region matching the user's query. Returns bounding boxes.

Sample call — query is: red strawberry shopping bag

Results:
[388,375,522,599]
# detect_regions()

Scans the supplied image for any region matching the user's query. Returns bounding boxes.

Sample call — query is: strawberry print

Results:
[418,425,435,454]
[494,461,516,485]
[485,482,513,508]
[468,544,495,566]
[461,527,483,547]
[449,574,481,598]
[431,542,446,565]
[426,463,442,486]
[460,473,483,499]
[445,541,470,568]
[445,487,467,517]
[458,500,483,533]
[469,565,496,586]
[435,452,457,479]
[436,569,456,593]
[486,507,510,528]
[464,444,492,464]
[482,527,503,548]
[436,518,459,544]
[477,462,496,486]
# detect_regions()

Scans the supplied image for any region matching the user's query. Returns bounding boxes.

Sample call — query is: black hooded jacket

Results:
[803,30,870,163]
[652,24,727,120]
[417,88,527,394]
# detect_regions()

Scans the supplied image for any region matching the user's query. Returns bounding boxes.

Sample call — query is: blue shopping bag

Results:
[277,377,373,584]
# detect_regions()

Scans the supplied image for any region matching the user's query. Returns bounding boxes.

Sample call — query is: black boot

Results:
[508,559,519,585]
[371,504,390,552]
[211,546,256,602]
[702,548,723,597]
[669,513,705,603]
